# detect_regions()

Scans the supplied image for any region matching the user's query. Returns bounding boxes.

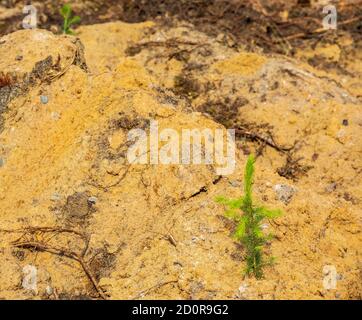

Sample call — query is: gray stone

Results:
[50,193,61,201]
[40,95,48,104]
[88,196,98,205]
[45,286,53,295]
[51,111,61,120]
[325,182,337,193]
[229,180,241,188]
[274,184,297,204]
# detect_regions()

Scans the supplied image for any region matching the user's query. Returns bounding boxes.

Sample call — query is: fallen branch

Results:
[12,240,108,300]
[235,128,294,152]
[1,227,106,300]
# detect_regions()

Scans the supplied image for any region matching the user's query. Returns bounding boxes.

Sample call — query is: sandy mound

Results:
[0,22,360,300]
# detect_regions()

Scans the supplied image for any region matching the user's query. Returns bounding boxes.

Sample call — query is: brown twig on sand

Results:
[12,240,107,300]
[235,128,294,153]
[1,227,107,300]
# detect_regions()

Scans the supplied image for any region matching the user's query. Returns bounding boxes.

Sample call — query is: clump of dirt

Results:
[0,29,88,129]
[173,75,200,100]
[198,97,249,128]
[111,112,149,132]
[277,153,313,181]
[61,191,95,225]
[88,248,117,282]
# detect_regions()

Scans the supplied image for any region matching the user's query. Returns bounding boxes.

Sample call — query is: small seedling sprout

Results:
[216,155,282,279]
[60,4,81,35]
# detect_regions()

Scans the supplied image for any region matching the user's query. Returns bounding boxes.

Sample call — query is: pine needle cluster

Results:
[216,155,282,279]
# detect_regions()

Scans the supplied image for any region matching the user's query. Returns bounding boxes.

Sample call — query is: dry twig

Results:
[0,227,107,300]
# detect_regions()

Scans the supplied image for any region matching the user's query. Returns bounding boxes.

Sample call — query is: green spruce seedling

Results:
[216,155,282,279]
[60,4,81,35]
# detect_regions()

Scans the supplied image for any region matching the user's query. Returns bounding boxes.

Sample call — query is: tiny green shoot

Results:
[216,155,282,279]
[60,4,81,35]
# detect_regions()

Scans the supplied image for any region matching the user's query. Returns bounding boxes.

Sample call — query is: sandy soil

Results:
[0,2,361,300]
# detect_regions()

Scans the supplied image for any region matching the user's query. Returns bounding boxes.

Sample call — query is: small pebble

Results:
[274,184,297,204]
[342,119,348,126]
[0,158,4,167]
[336,274,343,281]
[325,182,337,193]
[229,180,241,188]
[40,95,48,104]
[50,25,59,34]
[312,153,319,161]
[50,193,61,201]
[51,111,61,120]
[191,236,204,243]
[45,286,53,295]
[15,55,23,61]
[88,196,98,205]
[238,283,248,295]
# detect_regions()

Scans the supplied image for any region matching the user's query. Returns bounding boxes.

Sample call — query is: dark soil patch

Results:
[277,153,313,181]
[173,75,200,100]
[198,97,249,128]
[1,1,361,56]
[88,248,117,282]
[61,191,96,225]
